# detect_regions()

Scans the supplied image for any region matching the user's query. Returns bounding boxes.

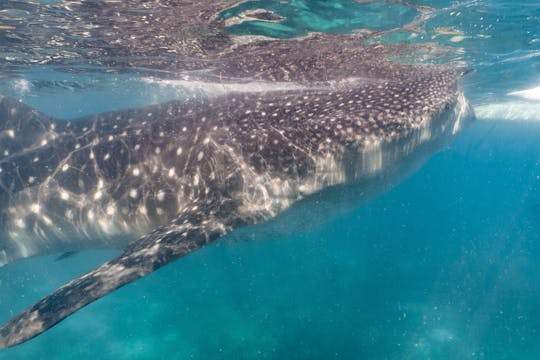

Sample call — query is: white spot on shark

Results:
[14,218,25,229]
[156,190,165,202]
[60,191,70,200]
[30,203,41,214]
[106,204,116,215]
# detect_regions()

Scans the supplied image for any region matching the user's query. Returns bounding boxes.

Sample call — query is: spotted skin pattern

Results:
[0,32,473,348]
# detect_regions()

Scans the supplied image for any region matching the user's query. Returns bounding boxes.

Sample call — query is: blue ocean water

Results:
[1,0,540,359]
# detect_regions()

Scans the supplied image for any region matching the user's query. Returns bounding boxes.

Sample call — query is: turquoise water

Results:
[1,1,540,359]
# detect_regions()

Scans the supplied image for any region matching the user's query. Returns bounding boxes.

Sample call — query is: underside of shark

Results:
[0,2,474,349]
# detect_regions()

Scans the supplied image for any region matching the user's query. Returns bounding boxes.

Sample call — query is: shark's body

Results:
[0,30,473,348]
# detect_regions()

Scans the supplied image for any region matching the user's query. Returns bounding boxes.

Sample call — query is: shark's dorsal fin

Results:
[0,210,229,349]
[0,96,56,156]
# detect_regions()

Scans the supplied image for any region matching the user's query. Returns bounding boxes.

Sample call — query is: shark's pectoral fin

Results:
[0,213,227,349]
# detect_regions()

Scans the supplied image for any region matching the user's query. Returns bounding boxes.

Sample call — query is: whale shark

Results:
[0,31,474,348]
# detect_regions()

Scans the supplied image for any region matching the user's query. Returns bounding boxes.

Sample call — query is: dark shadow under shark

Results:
[0,28,474,350]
